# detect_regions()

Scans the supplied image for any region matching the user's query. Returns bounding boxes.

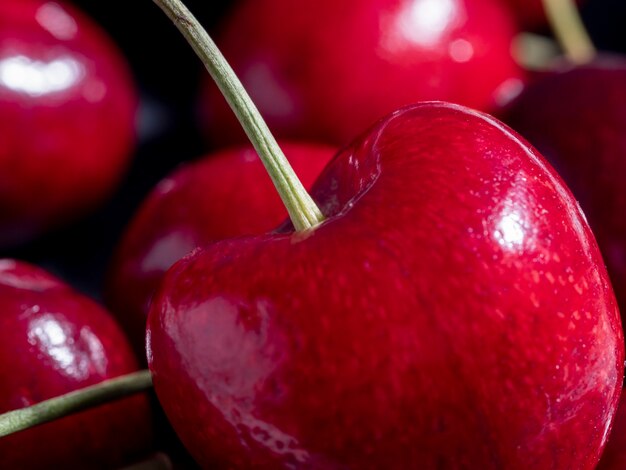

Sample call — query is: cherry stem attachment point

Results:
[152,0,325,232]
[542,0,596,64]
[0,370,152,438]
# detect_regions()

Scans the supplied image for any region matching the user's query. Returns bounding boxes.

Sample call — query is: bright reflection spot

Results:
[494,209,525,249]
[396,0,457,46]
[145,329,153,364]
[448,38,474,62]
[141,231,197,273]
[0,55,84,96]
[28,316,75,376]
[27,314,106,379]
[0,265,59,290]
[35,2,78,41]
[81,327,107,376]
[178,296,308,461]
[493,77,525,107]
[0,259,17,272]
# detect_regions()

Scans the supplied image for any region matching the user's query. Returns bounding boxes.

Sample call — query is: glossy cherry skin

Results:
[0,259,152,468]
[107,142,334,355]
[598,389,626,469]
[0,0,137,246]
[202,0,525,146]
[148,102,623,469]
[502,58,626,314]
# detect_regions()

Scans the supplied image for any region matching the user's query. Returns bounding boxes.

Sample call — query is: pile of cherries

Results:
[2,0,626,468]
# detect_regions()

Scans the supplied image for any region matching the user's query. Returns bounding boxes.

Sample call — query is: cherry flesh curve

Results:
[0,260,152,468]
[598,388,626,469]
[107,142,334,354]
[148,102,624,469]
[502,59,626,314]
[0,0,137,247]
[201,0,525,147]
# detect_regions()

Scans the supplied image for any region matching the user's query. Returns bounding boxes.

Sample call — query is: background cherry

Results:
[0,0,137,247]
[201,0,525,146]
[0,259,153,468]
[106,142,334,354]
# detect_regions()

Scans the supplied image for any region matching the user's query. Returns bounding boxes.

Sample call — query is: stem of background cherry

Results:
[153,0,325,232]
[543,0,595,63]
[0,371,152,438]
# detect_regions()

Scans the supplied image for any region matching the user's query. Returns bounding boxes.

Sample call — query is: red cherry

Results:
[201,0,525,146]
[148,102,624,468]
[0,259,153,468]
[107,142,334,353]
[501,58,626,312]
[0,0,137,246]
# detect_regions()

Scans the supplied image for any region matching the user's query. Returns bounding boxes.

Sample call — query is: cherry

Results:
[200,0,525,146]
[0,259,153,468]
[0,0,137,246]
[106,142,334,354]
[150,99,625,468]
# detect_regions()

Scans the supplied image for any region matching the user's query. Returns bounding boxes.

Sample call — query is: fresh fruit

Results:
[0,0,137,247]
[201,0,525,146]
[0,259,152,468]
[106,142,334,354]
[148,101,624,468]
[501,58,626,311]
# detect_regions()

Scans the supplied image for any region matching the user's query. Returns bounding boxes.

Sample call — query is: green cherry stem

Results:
[152,0,325,232]
[542,0,596,64]
[0,370,152,438]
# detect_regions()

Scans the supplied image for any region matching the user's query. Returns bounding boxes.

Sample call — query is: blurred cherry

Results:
[201,0,525,146]
[0,259,153,468]
[106,142,334,353]
[0,0,137,247]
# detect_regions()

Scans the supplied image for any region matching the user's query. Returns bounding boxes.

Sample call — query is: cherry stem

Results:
[0,370,152,438]
[542,0,596,64]
[152,0,325,232]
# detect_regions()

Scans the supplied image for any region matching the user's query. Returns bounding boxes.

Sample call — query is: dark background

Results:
[3,0,626,299]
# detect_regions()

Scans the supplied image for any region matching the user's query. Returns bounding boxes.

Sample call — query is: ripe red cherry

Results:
[107,142,334,353]
[0,0,137,246]
[0,259,152,468]
[501,58,626,311]
[201,0,525,146]
[148,102,623,468]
